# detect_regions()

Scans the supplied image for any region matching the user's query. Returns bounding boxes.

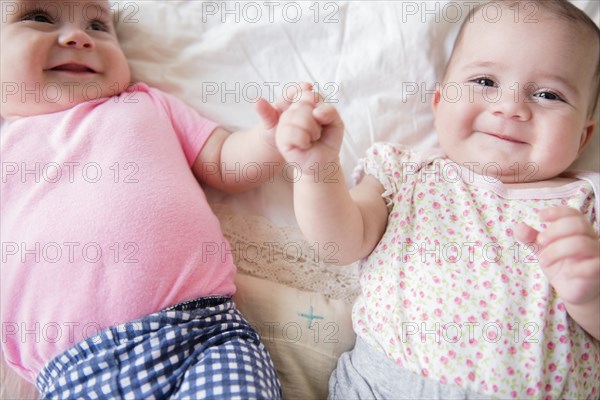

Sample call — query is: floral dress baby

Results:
[351,142,599,399]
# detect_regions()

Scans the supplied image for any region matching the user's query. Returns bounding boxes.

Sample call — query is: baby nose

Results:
[58,28,94,50]
[491,92,532,121]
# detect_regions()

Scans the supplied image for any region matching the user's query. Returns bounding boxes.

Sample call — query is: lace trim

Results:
[352,157,397,210]
[211,204,361,304]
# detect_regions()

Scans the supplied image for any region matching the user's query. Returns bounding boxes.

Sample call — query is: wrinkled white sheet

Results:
[115,1,599,226]
[2,1,599,398]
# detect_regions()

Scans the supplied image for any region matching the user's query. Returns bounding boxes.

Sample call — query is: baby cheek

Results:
[107,65,132,95]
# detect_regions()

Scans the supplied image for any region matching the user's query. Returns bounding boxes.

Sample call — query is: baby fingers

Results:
[513,222,539,244]
[537,211,597,247]
[538,235,600,268]
[313,104,343,127]
[277,105,322,150]
[277,82,314,108]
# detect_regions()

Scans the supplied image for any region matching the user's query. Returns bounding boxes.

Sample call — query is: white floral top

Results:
[352,143,599,399]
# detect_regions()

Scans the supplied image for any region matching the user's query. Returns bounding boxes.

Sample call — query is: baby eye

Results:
[533,91,564,102]
[472,77,497,87]
[88,20,109,32]
[22,10,53,24]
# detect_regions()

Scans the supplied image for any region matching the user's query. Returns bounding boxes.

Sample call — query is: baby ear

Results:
[431,88,442,113]
[578,117,596,153]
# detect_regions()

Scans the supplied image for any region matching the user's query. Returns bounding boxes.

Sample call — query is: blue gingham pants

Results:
[36,296,282,399]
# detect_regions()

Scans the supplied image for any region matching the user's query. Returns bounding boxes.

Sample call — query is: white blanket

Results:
[2,1,598,399]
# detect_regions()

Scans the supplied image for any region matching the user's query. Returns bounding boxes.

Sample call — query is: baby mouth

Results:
[49,63,96,73]
[482,131,526,144]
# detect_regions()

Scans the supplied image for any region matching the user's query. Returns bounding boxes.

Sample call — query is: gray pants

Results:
[329,338,491,400]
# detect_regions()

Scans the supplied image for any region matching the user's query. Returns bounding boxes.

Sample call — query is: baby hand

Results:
[254,82,313,148]
[275,86,344,174]
[514,207,600,306]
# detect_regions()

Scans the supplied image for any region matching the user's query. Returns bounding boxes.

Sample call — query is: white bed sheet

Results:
[115,0,599,225]
[2,1,599,399]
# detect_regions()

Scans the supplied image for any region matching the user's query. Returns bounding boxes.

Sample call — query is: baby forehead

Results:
[461,5,598,50]
[1,0,111,18]
[466,3,595,36]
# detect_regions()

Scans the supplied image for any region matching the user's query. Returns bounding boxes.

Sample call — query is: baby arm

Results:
[275,89,388,265]
[515,207,600,340]
[192,84,310,193]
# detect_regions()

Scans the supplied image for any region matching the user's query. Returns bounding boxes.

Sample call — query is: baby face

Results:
[1,0,131,120]
[433,7,598,183]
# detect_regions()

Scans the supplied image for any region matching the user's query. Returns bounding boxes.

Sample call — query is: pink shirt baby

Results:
[1,83,236,382]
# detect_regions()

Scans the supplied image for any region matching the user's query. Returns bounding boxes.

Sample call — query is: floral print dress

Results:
[352,143,599,399]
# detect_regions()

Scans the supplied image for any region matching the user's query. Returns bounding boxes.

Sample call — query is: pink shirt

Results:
[1,83,236,382]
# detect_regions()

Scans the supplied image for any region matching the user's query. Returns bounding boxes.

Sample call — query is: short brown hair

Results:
[445,0,600,116]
